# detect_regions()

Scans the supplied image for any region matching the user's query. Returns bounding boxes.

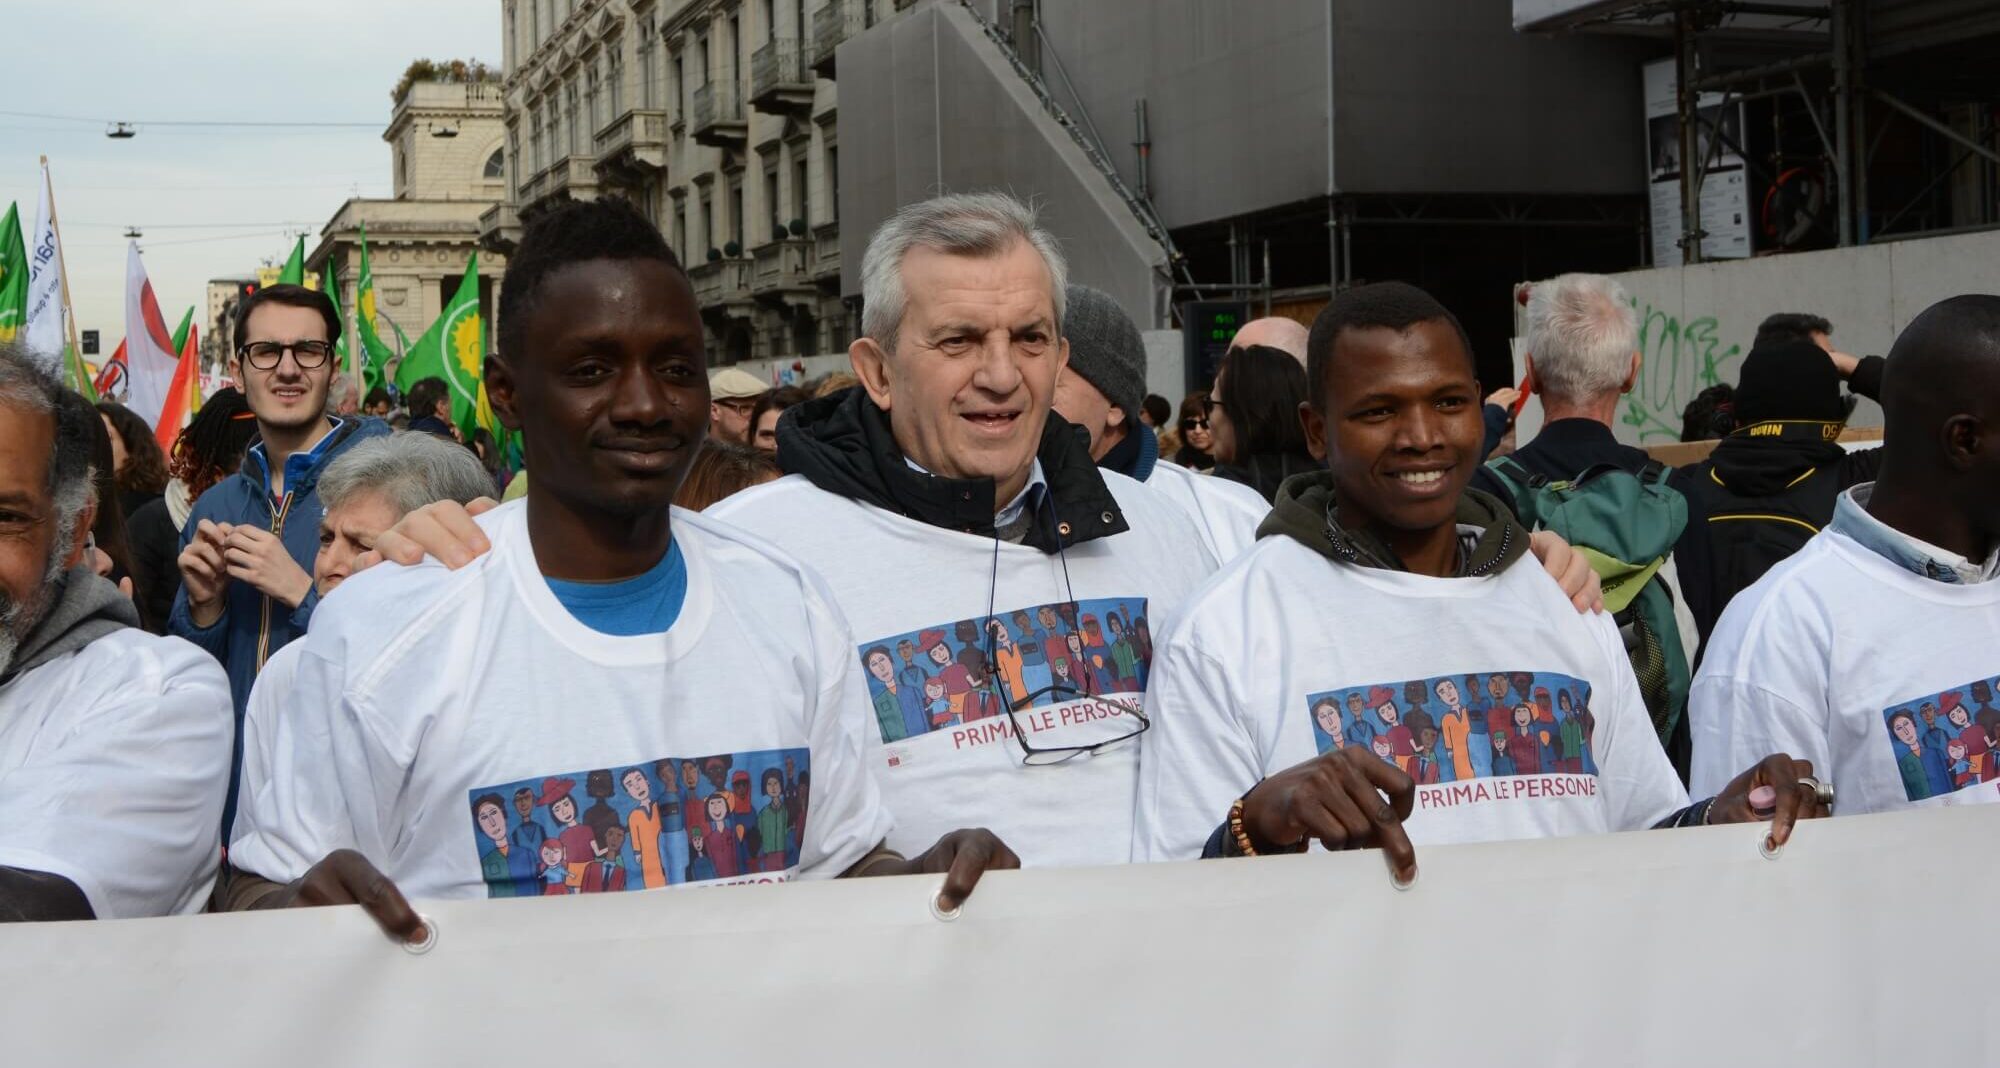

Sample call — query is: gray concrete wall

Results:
[836,3,1168,328]
[1031,0,1652,224]
[1032,0,1334,228]
[1557,230,2000,446]
[1330,0,1652,196]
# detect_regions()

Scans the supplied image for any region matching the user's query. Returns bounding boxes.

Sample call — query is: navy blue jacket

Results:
[169,416,392,830]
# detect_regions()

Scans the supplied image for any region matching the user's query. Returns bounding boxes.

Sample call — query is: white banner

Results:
[1,804,1990,1064]
[1644,58,1752,267]
[22,163,65,370]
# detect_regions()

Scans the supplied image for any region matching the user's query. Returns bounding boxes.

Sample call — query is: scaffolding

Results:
[1519,0,2000,263]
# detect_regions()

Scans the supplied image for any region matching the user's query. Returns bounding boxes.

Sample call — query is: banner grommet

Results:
[403,915,439,955]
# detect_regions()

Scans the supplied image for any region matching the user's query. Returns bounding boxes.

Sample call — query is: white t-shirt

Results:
[0,628,232,917]
[1134,536,1688,862]
[230,501,892,899]
[1145,461,1269,564]
[1689,528,2000,814]
[709,470,1219,867]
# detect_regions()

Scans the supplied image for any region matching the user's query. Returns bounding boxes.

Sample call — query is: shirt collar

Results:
[249,417,344,498]
[1831,482,2000,585]
[901,456,1049,529]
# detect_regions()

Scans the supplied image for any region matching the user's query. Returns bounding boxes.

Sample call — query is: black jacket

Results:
[1215,451,1318,504]
[1673,354,1886,649]
[773,387,1128,553]
[1675,422,1881,646]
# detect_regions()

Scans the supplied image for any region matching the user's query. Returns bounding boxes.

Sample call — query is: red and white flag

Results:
[155,322,201,451]
[121,241,180,428]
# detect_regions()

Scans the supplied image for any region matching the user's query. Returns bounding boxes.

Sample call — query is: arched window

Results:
[483,147,505,180]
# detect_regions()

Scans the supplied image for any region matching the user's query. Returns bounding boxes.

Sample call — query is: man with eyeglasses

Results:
[369,194,1605,870]
[169,283,390,832]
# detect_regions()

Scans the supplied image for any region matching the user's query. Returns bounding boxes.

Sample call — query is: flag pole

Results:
[41,156,87,382]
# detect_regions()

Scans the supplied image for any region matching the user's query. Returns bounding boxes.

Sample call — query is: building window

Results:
[529,109,543,174]
[484,147,505,180]
[730,176,745,248]
[700,191,714,252]
[727,15,740,84]
[674,205,687,258]
[564,82,579,155]
[673,55,685,118]
[696,33,709,83]
[763,0,776,42]
[583,66,599,142]
[508,129,521,189]
[638,32,656,108]
[765,164,781,241]
[826,142,838,221]
[607,45,624,117]
[793,156,809,228]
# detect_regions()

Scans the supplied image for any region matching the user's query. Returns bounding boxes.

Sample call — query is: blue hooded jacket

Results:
[169,416,392,831]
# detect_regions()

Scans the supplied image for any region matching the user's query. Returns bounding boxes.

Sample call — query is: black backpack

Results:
[1687,462,1843,642]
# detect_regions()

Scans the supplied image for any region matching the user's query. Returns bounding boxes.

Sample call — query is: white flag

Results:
[22,162,65,372]
[121,242,181,427]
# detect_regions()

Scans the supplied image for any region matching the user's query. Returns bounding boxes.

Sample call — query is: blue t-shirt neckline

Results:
[543,538,688,637]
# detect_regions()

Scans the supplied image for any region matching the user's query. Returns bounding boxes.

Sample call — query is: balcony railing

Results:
[546,154,599,198]
[811,224,841,280]
[751,37,811,106]
[811,0,866,74]
[690,82,746,144]
[594,108,670,159]
[751,237,812,293]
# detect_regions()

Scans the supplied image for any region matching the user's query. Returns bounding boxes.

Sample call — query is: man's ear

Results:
[1105,403,1127,431]
[1300,400,1328,463]
[849,336,893,412]
[1521,354,1538,397]
[62,500,96,570]
[228,355,246,395]
[486,355,522,432]
[1622,350,1641,395]
[1941,414,1982,471]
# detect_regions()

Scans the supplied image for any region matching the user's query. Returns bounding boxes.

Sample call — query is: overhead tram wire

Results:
[0,109,380,129]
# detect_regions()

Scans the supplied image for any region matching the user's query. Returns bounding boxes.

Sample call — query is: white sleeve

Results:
[795,573,896,878]
[1686,583,1834,798]
[1132,627,1264,862]
[227,640,407,884]
[1585,613,1691,830]
[0,640,232,919]
[1688,678,1829,799]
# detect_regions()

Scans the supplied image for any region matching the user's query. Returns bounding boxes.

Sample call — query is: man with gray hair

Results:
[1471,272,1706,776]
[0,342,233,920]
[325,373,360,418]
[369,195,1602,865]
[222,432,497,908]
[703,191,1221,866]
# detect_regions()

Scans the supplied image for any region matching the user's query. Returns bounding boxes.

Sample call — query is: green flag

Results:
[65,344,97,402]
[394,252,483,436]
[168,306,194,354]
[277,235,306,286]
[354,223,396,394]
[324,262,353,377]
[0,203,25,343]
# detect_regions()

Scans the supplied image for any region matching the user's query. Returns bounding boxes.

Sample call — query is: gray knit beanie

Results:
[1060,284,1146,419]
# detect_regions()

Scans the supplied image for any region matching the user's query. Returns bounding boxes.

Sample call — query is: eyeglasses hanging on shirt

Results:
[980,485,1150,767]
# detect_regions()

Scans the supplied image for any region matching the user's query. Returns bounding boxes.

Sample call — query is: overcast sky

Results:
[0,0,500,351]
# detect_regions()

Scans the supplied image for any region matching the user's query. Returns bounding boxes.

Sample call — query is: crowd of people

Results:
[0,187,1992,942]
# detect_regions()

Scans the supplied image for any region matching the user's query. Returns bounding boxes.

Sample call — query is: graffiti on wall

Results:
[1619,297,1743,443]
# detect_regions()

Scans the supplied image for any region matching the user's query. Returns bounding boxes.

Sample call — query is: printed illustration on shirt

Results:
[468,748,810,899]
[857,597,1151,750]
[1307,670,1599,783]
[1882,675,2000,802]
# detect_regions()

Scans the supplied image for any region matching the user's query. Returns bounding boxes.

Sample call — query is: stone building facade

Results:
[490,0,898,365]
[307,79,512,377]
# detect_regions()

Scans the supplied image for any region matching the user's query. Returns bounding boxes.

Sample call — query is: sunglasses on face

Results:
[1180,417,1209,431]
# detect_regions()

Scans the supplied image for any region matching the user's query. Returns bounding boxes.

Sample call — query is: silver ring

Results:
[1800,776,1835,809]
